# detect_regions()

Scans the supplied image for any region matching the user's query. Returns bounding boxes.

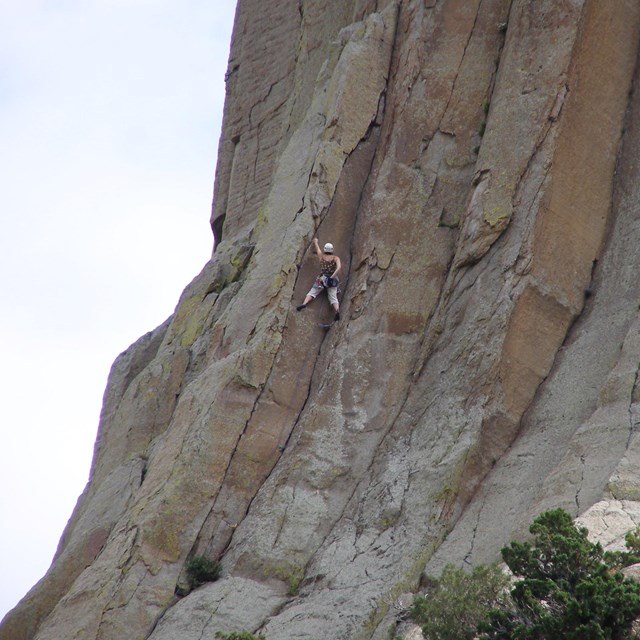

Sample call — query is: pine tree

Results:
[478,509,640,640]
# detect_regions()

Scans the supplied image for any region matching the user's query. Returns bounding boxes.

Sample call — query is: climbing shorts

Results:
[306,276,339,305]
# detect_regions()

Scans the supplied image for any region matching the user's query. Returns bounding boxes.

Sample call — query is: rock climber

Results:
[296,237,342,321]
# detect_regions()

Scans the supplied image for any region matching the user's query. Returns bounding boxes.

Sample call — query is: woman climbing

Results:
[296,237,342,321]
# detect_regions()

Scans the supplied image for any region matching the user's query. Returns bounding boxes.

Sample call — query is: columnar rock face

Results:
[4,1,640,639]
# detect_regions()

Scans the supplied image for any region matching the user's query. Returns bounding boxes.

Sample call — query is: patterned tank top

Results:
[320,257,337,278]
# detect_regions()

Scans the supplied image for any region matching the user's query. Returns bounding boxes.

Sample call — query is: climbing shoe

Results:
[334,311,340,321]
[296,304,306,311]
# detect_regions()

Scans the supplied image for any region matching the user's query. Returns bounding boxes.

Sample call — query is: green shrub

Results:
[605,525,640,570]
[215,632,266,640]
[185,555,222,588]
[478,508,640,639]
[626,526,640,554]
[410,563,511,640]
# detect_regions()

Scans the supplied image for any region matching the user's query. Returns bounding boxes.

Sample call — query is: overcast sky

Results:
[0,0,236,621]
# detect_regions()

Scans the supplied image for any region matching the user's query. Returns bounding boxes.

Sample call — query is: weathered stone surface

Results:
[147,577,287,640]
[577,500,640,552]
[7,1,640,639]
[426,0,640,576]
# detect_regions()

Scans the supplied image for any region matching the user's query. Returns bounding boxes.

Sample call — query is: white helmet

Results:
[323,242,334,253]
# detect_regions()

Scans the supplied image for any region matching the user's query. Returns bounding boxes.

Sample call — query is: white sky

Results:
[0,0,236,621]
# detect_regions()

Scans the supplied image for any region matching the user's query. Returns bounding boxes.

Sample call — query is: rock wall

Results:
[4,1,640,639]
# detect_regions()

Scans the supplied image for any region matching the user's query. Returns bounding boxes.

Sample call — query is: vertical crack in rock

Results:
[627,363,640,450]
[195,381,266,534]
[575,454,587,512]
[462,493,488,568]
[208,325,327,564]
[345,121,386,288]
[512,83,568,207]
[273,486,297,549]
[439,0,483,126]
[481,0,511,119]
